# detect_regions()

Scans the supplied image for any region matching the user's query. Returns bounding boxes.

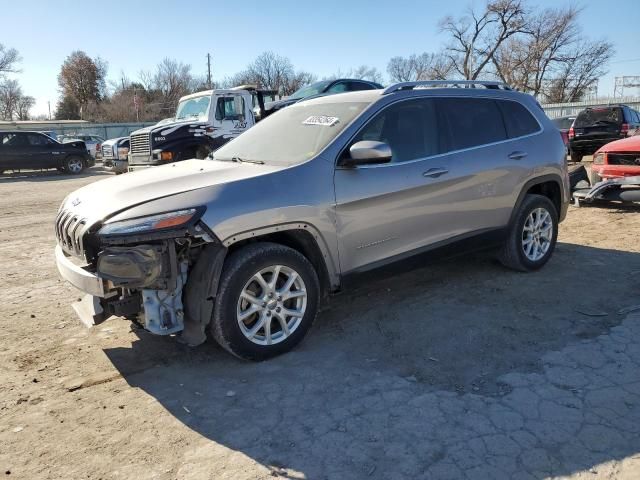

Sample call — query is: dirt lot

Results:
[1,167,640,479]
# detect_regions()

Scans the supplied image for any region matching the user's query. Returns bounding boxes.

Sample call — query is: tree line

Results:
[1,0,615,122]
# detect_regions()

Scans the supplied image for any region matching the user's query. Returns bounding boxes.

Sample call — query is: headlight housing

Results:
[99,208,202,236]
[593,153,605,165]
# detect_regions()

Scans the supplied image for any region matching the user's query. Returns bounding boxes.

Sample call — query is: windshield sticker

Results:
[303,115,340,127]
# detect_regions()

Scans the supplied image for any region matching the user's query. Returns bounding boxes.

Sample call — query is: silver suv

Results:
[55,81,569,360]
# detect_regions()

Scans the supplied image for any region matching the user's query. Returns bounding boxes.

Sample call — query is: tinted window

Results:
[551,116,575,130]
[27,133,53,146]
[348,81,375,92]
[327,82,348,94]
[497,100,540,138]
[353,98,440,163]
[439,98,507,150]
[574,107,622,127]
[2,133,27,146]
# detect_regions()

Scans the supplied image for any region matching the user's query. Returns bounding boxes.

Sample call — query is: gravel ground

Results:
[1,167,640,479]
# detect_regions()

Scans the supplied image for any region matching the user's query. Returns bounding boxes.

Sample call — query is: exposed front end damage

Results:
[55,210,227,346]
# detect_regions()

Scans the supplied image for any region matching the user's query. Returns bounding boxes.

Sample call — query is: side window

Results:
[27,133,53,146]
[438,98,507,150]
[327,82,348,94]
[215,96,245,121]
[1,133,17,146]
[352,98,440,163]
[497,100,540,138]
[4,133,27,147]
[347,81,373,92]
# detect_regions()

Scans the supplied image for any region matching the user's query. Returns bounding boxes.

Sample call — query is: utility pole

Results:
[48,101,51,120]
[206,53,212,89]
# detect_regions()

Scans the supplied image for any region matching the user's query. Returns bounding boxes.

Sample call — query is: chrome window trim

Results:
[334,94,544,170]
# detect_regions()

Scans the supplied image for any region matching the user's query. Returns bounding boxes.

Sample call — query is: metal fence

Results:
[0,121,155,140]
[48,122,155,140]
[541,97,640,118]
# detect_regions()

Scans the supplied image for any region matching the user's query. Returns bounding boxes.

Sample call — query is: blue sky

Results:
[4,0,640,116]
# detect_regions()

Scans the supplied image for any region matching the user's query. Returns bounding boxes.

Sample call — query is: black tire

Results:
[499,194,559,272]
[195,146,212,160]
[211,242,320,361]
[64,156,85,174]
[570,150,583,163]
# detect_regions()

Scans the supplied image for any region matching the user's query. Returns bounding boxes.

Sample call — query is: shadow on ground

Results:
[105,243,640,478]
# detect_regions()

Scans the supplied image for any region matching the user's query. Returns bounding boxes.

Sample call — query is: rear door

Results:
[0,132,30,169]
[573,107,624,142]
[434,97,521,233]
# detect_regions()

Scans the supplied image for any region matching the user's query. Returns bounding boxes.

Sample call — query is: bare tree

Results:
[439,0,528,80]
[230,52,315,95]
[545,41,614,103]
[387,53,453,82]
[0,44,21,77]
[490,5,613,102]
[15,95,35,120]
[0,79,23,120]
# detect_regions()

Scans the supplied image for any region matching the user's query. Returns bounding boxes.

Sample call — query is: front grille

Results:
[607,153,640,167]
[102,144,114,158]
[130,133,151,155]
[55,209,87,258]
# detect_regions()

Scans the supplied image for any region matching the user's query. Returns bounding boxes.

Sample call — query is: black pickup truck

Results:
[0,131,93,174]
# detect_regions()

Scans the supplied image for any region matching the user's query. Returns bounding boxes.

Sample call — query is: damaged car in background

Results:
[55,81,568,361]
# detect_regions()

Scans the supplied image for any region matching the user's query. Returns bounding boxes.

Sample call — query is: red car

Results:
[591,135,640,184]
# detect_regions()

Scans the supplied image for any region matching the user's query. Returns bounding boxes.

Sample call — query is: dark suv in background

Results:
[568,105,640,162]
[264,78,383,117]
[0,131,93,175]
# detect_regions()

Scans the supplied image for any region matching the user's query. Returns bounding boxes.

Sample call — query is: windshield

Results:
[575,107,622,127]
[289,80,332,100]
[213,101,369,165]
[176,95,211,120]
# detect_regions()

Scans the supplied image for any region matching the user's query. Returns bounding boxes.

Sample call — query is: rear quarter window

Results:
[438,98,507,151]
[497,100,540,138]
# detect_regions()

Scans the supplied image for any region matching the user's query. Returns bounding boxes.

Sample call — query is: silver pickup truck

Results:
[55,81,569,360]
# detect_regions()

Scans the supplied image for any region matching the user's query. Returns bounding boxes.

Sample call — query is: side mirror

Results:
[342,141,392,167]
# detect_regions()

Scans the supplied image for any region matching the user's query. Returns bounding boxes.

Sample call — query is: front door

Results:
[211,94,253,147]
[334,98,458,273]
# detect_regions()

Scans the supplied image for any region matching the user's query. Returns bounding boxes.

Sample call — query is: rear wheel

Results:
[570,150,583,163]
[499,194,558,272]
[64,156,84,174]
[210,242,320,361]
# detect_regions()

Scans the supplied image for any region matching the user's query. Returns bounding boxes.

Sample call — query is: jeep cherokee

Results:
[54,80,569,360]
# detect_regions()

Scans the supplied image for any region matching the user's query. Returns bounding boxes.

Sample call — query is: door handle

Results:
[423,167,449,178]
[508,151,528,160]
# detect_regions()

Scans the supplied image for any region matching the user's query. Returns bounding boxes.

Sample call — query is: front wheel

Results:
[499,194,559,272]
[210,242,320,361]
[64,156,84,174]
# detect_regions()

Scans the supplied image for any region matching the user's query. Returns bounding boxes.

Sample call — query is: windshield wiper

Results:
[231,156,265,165]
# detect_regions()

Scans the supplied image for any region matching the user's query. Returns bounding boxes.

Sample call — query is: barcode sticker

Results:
[303,115,340,126]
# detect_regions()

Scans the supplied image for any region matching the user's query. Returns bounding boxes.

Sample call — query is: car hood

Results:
[598,135,640,153]
[60,159,281,225]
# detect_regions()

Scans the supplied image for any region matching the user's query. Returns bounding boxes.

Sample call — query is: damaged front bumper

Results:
[55,242,189,336]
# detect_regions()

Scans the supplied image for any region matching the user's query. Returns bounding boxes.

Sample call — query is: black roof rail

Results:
[382,80,512,95]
